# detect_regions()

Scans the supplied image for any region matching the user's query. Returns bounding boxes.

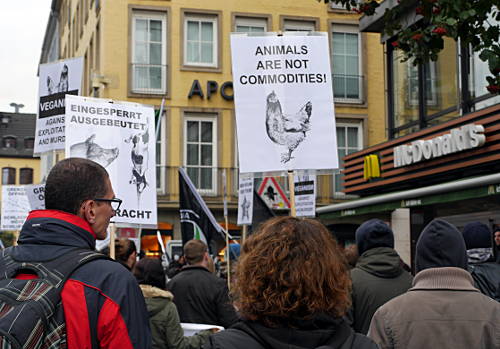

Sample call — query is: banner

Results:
[35,57,84,154]
[1,186,31,231]
[294,174,316,217]
[249,189,275,235]
[179,168,225,248]
[231,33,338,173]
[237,176,254,225]
[25,184,46,210]
[65,95,157,226]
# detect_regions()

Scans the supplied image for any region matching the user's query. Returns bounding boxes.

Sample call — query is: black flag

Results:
[249,189,275,235]
[179,168,226,249]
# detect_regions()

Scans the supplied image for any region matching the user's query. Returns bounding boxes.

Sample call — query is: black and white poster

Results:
[25,184,46,210]
[35,57,84,154]
[65,95,157,226]
[230,33,338,174]
[294,174,316,217]
[237,176,254,225]
[1,186,31,231]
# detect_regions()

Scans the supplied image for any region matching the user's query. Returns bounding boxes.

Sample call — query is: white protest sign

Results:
[65,95,157,226]
[1,186,31,230]
[237,176,254,225]
[25,184,46,210]
[231,33,338,174]
[35,57,84,154]
[294,174,316,217]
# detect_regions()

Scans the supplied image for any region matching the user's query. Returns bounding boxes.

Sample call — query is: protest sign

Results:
[65,95,157,226]
[1,186,31,231]
[35,57,84,154]
[25,184,46,210]
[294,174,316,217]
[237,176,254,225]
[230,33,338,174]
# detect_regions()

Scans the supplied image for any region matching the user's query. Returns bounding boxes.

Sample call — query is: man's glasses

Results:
[93,198,122,211]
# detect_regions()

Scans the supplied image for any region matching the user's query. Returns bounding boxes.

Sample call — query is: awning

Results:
[317,173,500,220]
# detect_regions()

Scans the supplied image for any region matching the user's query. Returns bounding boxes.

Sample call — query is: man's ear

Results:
[78,200,97,224]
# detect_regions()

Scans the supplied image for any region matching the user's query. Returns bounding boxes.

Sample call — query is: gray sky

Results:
[0,1,52,114]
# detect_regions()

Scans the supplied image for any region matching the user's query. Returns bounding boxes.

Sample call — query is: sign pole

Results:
[288,170,296,217]
[242,224,247,244]
[109,223,116,259]
[222,169,231,290]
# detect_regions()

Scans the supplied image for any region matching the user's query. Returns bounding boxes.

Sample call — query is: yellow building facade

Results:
[43,0,386,238]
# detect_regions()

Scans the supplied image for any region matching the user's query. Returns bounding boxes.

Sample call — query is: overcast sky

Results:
[0,1,52,114]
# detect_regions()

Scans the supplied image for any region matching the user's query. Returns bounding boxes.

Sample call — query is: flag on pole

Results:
[249,189,275,235]
[179,168,226,248]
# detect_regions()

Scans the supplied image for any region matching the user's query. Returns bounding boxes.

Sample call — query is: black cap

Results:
[355,219,394,255]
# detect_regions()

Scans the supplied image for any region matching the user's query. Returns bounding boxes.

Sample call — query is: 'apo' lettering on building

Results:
[393,124,485,168]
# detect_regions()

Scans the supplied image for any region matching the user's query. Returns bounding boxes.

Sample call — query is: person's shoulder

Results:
[349,333,379,349]
[71,258,139,289]
[206,328,264,349]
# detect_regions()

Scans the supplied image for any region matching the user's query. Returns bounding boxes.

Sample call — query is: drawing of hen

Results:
[265,91,312,163]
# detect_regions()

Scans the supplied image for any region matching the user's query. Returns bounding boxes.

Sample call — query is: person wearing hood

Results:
[368,219,500,349]
[348,219,412,335]
[204,216,377,349]
[134,257,214,349]
[462,221,500,300]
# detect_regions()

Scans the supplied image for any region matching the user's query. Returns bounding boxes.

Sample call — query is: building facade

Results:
[41,0,386,243]
[318,0,500,267]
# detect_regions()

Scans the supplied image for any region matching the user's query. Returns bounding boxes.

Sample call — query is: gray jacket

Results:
[368,267,500,349]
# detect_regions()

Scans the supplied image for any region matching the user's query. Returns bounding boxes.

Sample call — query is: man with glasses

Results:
[6,157,151,349]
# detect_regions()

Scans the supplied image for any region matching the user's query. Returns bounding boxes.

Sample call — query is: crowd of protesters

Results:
[1,158,500,348]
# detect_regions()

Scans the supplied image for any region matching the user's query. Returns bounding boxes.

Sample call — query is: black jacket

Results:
[203,316,377,349]
[167,265,238,328]
[349,247,412,334]
[469,262,500,301]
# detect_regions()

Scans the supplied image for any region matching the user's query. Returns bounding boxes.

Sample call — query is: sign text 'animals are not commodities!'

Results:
[230,33,338,174]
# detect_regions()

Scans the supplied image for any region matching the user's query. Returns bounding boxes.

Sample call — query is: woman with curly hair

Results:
[203,216,377,349]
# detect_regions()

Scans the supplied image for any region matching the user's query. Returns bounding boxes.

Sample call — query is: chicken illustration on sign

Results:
[265,91,312,163]
[70,134,119,168]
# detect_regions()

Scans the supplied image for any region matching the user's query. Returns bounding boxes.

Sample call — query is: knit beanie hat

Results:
[415,219,468,273]
[355,219,394,255]
[462,221,492,250]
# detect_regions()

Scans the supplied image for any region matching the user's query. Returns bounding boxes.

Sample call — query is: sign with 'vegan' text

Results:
[65,95,157,226]
[35,57,84,154]
[230,33,338,174]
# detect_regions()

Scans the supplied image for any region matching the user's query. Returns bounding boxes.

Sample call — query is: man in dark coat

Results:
[167,239,238,328]
[462,221,500,301]
[349,219,412,334]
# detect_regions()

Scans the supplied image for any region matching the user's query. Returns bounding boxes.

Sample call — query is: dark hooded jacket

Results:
[462,221,500,301]
[203,315,377,349]
[349,219,412,334]
[6,210,151,349]
[368,218,500,349]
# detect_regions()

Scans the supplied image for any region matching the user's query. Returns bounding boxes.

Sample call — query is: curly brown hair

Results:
[232,216,351,327]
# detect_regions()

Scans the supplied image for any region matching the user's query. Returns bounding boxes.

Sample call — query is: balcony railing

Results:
[130,63,167,95]
[332,74,364,104]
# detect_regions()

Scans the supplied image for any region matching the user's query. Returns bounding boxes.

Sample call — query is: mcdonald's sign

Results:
[363,154,381,181]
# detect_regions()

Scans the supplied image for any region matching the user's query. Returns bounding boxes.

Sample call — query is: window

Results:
[184,15,218,67]
[407,61,437,106]
[333,124,362,194]
[2,168,16,185]
[24,138,34,149]
[283,19,316,32]
[2,136,17,149]
[332,24,362,102]
[155,109,166,193]
[184,115,217,194]
[235,17,267,33]
[131,11,167,94]
[19,168,33,185]
[330,0,361,10]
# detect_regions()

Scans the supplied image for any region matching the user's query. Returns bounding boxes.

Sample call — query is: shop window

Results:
[235,16,267,33]
[2,167,16,185]
[184,14,218,68]
[333,123,362,195]
[331,24,362,103]
[19,168,33,185]
[184,114,218,195]
[407,62,437,106]
[2,136,17,149]
[131,11,167,94]
[283,19,316,32]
